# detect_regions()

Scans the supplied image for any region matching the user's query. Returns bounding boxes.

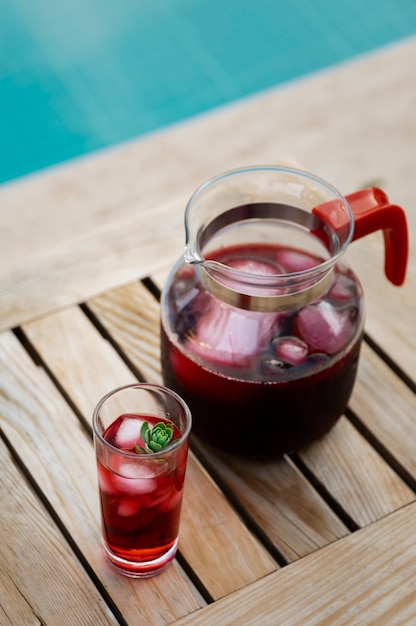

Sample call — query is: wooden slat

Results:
[0,196,184,333]
[192,440,349,562]
[21,297,138,413]
[86,281,162,384]
[172,502,416,626]
[0,330,201,625]
[180,456,277,598]
[0,439,118,625]
[289,328,416,529]
[22,304,277,600]
[350,341,416,480]
[297,416,414,527]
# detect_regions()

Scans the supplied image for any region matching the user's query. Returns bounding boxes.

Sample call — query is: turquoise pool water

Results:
[1,0,415,184]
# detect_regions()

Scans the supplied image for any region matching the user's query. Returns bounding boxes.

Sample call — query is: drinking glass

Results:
[93,383,192,577]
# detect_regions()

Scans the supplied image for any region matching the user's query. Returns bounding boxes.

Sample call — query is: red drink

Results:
[95,408,189,577]
[161,244,364,455]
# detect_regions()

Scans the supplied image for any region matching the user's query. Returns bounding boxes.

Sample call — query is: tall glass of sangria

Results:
[93,383,192,577]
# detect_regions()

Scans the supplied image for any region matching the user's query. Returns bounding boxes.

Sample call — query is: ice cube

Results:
[112,474,157,495]
[117,500,140,517]
[175,290,212,341]
[294,301,354,354]
[276,249,321,273]
[97,466,115,494]
[222,258,286,296]
[114,415,143,451]
[260,355,292,376]
[227,257,283,275]
[189,300,279,367]
[273,336,308,365]
[148,486,172,508]
[112,460,157,495]
[328,271,357,304]
[157,488,183,513]
[173,281,200,315]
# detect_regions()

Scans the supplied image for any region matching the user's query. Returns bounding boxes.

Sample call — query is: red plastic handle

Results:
[313,188,409,286]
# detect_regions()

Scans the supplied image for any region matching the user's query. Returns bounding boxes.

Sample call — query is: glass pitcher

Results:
[160,166,408,456]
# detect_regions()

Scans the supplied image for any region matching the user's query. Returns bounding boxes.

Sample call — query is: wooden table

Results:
[1,37,416,625]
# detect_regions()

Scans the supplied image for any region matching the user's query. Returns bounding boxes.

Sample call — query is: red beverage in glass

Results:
[97,414,186,572]
[93,384,191,577]
[161,243,364,455]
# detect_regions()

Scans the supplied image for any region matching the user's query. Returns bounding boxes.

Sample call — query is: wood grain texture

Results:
[22,302,277,601]
[192,441,349,562]
[0,330,201,625]
[0,196,184,333]
[297,416,414,527]
[22,302,138,418]
[172,501,416,626]
[180,456,277,598]
[0,439,118,625]
[87,281,163,384]
[350,341,416,480]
